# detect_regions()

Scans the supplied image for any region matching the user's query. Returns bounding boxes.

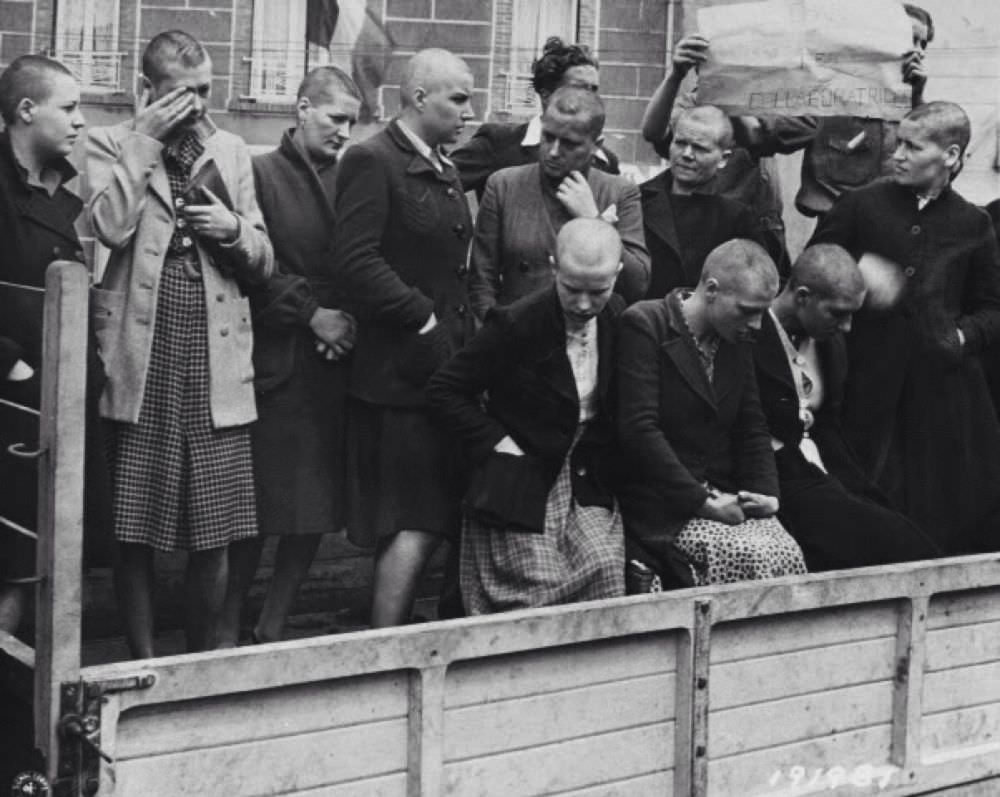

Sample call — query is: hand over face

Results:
[556,171,600,219]
[737,491,779,518]
[134,87,197,142]
[310,308,356,361]
[181,187,239,242]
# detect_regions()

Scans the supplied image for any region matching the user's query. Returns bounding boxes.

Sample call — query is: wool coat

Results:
[451,120,621,199]
[248,130,349,536]
[427,287,623,532]
[810,178,1000,553]
[468,162,649,320]
[639,170,764,298]
[616,291,779,561]
[753,312,940,569]
[333,120,473,407]
[86,120,274,428]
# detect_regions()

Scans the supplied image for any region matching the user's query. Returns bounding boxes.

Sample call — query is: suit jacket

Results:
[452,120,621,199]
[333,119,473,407]
[469,162,649,319]
[87,120,274,427]
[753,313,874,496]
[617,291,778,547]
[427,286,622,531]
[639,169,762,298]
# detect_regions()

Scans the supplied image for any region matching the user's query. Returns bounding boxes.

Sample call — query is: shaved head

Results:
[553,219,623,325]
[556,218,622,270]
[701,239,778,295]
[677,105,733,149]
[401,48,472,107]
[789,244,865,300]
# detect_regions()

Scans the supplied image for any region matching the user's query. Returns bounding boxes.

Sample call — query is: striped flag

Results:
[308,0,393,123]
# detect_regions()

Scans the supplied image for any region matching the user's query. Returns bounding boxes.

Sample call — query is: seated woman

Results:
[467,87,649,321]
[428,219,626,613]
[617,239,807,587]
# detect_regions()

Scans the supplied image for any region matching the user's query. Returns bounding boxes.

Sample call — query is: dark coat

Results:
[810,179,1000,553]
[427,287,622,532]
[451,121,621,199]
[616,291,778,550]
[639,170,763,298]
[333,120,473,407]
[248,130,348,535]
[0,131,110,573]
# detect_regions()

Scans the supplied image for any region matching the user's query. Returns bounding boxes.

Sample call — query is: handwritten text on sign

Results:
[695,0,915,119]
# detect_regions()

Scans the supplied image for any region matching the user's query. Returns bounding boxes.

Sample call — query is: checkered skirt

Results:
[675,514,806,585]
[107,255,257,551]
[461,431,625,614]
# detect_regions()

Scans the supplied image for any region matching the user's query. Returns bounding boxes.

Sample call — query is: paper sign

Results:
[695,0,915,119]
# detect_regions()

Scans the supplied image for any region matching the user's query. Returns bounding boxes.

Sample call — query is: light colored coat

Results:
[86,121,274,427]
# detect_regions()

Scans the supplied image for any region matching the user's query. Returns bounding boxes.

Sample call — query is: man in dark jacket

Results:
[0,55,88,633]
[451,36,619,199]
[221,66,361,645]
[811,101,1000,555]
[640,105,763,298]
[755,244,940,570]
[333,48,475,628]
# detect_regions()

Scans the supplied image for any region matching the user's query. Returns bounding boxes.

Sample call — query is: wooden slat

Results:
[446,632,678,708]
[442,723,673,797]
[407,665,446,797]
[114,718,408,796]
[923,663,1000,714]
[34,262,89,772]
[711,604,897,663]
[116,672,408,760]
[925,621,1000,674]
[707,724,893,797]
[712,637,895,710]
[922,704,1000,757]
[928,588,1000,630]
[278,773,406,797]
[891,596,929,771]
[711,682,893,758]
[444,673,675,761]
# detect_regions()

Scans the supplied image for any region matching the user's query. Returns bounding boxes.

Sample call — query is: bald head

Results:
[676,105,733,149]
[789,244,864,299]
[700,239,778,295]
[553,219,623,324]
[401,48,472,106]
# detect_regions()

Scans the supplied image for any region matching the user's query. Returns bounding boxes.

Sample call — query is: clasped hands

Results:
[311,308,357,361]
[697,489,779,526]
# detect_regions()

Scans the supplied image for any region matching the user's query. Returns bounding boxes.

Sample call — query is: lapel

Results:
[280,130,336,219]
[595,300,617,405]
[388,120,460,186]
[640,172,682,260]
[13,191,82,245]
[818,332,847,408]
[662,293,716,410]
[712,341,743,406]
[533,289,578,406]
[755,312,797,394]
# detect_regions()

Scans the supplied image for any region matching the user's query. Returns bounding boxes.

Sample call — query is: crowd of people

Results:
[2,6,999,658]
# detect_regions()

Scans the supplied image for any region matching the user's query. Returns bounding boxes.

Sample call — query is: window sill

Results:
[229,96,297,115]
[81,91,133,108]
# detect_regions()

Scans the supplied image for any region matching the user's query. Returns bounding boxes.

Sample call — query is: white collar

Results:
[521,114,610,165]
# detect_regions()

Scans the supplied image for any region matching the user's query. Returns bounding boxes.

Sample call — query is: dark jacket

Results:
[753,313,875,497]
[811,179,1000,552]
[250,130,343,392]
[639,170,764,298]
[333,120,473,407]
[427,287,622,532]
[452,120,621,199]
[617,291,778,547]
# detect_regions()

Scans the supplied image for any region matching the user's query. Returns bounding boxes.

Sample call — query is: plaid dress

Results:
[107,133,257,551]
[460,427,625,614]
